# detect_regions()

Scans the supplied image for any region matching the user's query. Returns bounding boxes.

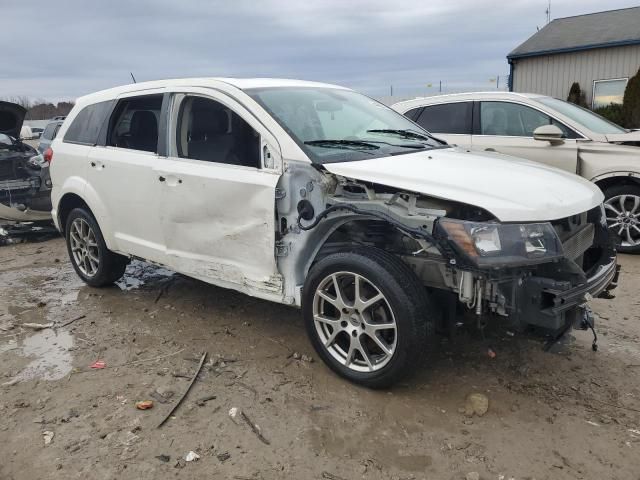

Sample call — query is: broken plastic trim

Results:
[296,203,450,258]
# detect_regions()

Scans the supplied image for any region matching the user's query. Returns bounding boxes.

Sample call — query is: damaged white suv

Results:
[50,78,619,387]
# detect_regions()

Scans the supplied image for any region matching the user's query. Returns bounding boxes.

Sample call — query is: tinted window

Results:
[480,101,577,138]
[64,101,112,145]
[108,95,162,153]
[404,107,423,121]
[176,96,260,168]
[415,102,472,134]
[537,97,625,134]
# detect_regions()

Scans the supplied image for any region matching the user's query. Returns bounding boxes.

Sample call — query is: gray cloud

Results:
[0,0,635,101]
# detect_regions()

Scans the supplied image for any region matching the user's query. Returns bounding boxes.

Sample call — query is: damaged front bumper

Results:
[515,249,619,332]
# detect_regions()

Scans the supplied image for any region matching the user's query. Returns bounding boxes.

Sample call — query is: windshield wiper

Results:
[304,139,380,150]
[366,129,432,141]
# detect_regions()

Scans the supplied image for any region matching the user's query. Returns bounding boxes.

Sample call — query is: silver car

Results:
[393,92,640,253]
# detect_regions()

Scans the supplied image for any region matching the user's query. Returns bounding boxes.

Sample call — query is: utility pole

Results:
[439,80,442,93]
[390,85,393,97]
[546,0,551,24]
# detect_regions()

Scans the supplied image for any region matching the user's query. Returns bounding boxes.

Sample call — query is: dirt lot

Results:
[1,237,639,480]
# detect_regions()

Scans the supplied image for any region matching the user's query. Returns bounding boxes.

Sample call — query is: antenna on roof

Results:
[545,0,551,24]
[130,72,137,84]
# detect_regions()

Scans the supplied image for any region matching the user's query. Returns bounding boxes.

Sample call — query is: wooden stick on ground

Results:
[157,351,207,428]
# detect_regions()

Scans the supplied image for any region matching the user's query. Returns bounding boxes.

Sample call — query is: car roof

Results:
[75,77,349,106]
[392,91,547,111]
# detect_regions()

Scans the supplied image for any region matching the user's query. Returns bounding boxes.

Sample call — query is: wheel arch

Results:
[592,172,640,191]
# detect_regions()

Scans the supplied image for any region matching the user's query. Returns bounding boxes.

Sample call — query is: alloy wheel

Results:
[604,194,640,247]
[69,218,100,277]
[312,271,397,372]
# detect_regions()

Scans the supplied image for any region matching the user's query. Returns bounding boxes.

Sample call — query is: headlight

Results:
[436,219,563,267]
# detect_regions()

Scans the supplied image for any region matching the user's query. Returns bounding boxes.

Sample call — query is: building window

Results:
[592,78,628,109]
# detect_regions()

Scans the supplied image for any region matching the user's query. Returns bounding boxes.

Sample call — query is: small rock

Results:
[466,472,480,480]
[135,400,154,410]
[217,451,231,462]
[185,451,200,462]
[301,354,314,363]
[43,431,55,445]
[464,393,489,417]
[156,454,170,462]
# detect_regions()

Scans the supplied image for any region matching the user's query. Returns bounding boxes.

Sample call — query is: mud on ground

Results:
[1,238,639,480]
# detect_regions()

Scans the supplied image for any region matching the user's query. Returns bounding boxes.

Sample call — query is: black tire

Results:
[302,247,436,388]
[603,184,640,254]
[65,207,128,287]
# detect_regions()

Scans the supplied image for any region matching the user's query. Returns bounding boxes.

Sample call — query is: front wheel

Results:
[302,247,435,388]
[603,184,640,254]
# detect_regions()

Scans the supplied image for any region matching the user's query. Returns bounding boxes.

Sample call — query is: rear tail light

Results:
[44,147,53,164]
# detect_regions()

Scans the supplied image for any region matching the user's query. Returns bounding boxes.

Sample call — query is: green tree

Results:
[567,82,587,107]
[622,67,640,129]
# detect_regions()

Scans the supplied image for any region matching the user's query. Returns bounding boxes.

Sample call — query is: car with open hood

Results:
[0,101,52,222]
[392,92,640,253]
[50,78,618,387]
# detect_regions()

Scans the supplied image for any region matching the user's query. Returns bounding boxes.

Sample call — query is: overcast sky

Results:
[1,0,636,101]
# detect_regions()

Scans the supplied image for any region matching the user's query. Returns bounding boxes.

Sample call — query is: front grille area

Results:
[562,223,595,260]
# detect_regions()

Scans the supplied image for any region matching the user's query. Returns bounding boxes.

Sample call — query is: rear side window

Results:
[64,101,112,145]
[415,102,472,134]
[107,94,163,153]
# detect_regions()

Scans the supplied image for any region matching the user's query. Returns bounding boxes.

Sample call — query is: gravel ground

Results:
[0,237,639,480]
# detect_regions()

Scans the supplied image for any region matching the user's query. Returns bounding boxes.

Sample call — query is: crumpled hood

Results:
[323,147,604,222]
[0,101,26,139]
[605,131,640,143]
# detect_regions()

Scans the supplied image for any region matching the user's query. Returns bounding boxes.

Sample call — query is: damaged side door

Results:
[154,90,284,299]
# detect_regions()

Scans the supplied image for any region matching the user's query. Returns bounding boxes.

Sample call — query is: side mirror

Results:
[533,124,564,144]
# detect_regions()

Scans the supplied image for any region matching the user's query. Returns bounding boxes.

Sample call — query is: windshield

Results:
[247,87,445,163]
[536,97,627,135]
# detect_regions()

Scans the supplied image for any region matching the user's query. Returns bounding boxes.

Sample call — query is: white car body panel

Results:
[323,148,603,222]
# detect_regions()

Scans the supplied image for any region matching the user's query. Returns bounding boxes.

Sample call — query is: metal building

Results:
[507,7,640,108]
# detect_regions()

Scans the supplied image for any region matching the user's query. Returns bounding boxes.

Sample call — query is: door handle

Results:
[90,161,96,167]
[158,176,166,182]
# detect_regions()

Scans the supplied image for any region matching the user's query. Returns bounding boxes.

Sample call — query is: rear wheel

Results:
[303,247,435,388]
[65,208,128,286]
[603,184,640,254]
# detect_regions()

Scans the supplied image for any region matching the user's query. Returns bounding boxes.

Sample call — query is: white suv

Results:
[50,78,618,387]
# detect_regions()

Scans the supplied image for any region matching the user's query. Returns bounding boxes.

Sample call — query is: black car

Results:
[0,101,52,221]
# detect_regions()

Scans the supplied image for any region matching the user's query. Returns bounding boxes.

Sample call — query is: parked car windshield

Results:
[247,87,445,163]
[0,133,14,147]
[536,97,627,135]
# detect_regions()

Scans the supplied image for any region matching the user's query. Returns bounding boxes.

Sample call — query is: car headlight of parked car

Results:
[436,219,564,267]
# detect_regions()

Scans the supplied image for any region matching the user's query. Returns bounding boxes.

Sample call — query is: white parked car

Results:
[50,78,618,387]
[392,92,640,253]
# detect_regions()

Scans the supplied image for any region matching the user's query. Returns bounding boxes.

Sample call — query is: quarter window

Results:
[64,101,112,145]
[415,102,472,134]
[480,101,577,138]
[108,94,163,153]
[176,96,260,168]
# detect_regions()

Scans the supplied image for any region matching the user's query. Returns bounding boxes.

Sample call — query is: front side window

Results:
[247,87,444,164]
[536,96,626,134]
[415,102,472,134]
[64,101,112,145]
[480,101,576,138]
[175,96,260,168]
[592,78,628,109]
[108,94,163,153]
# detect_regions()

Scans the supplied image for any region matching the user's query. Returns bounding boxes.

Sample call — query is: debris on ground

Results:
[465,472,480,480]
[22,322,54,330]
[464,393,489,417]
[228,407,270,445]
[42,431,54,445]
[291,352,314,363]
[135,400,154,410]
[321,472,347,480]
[149,388,174,404]
[185,451,200,462]
[216,451,231,462]
[89,360,106,369]
[156,454,170,462]
[157,352,207,428]
[487,348,496,359]
[2,378,20,387]
[0,222,59,246]
[195,394,216,406]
